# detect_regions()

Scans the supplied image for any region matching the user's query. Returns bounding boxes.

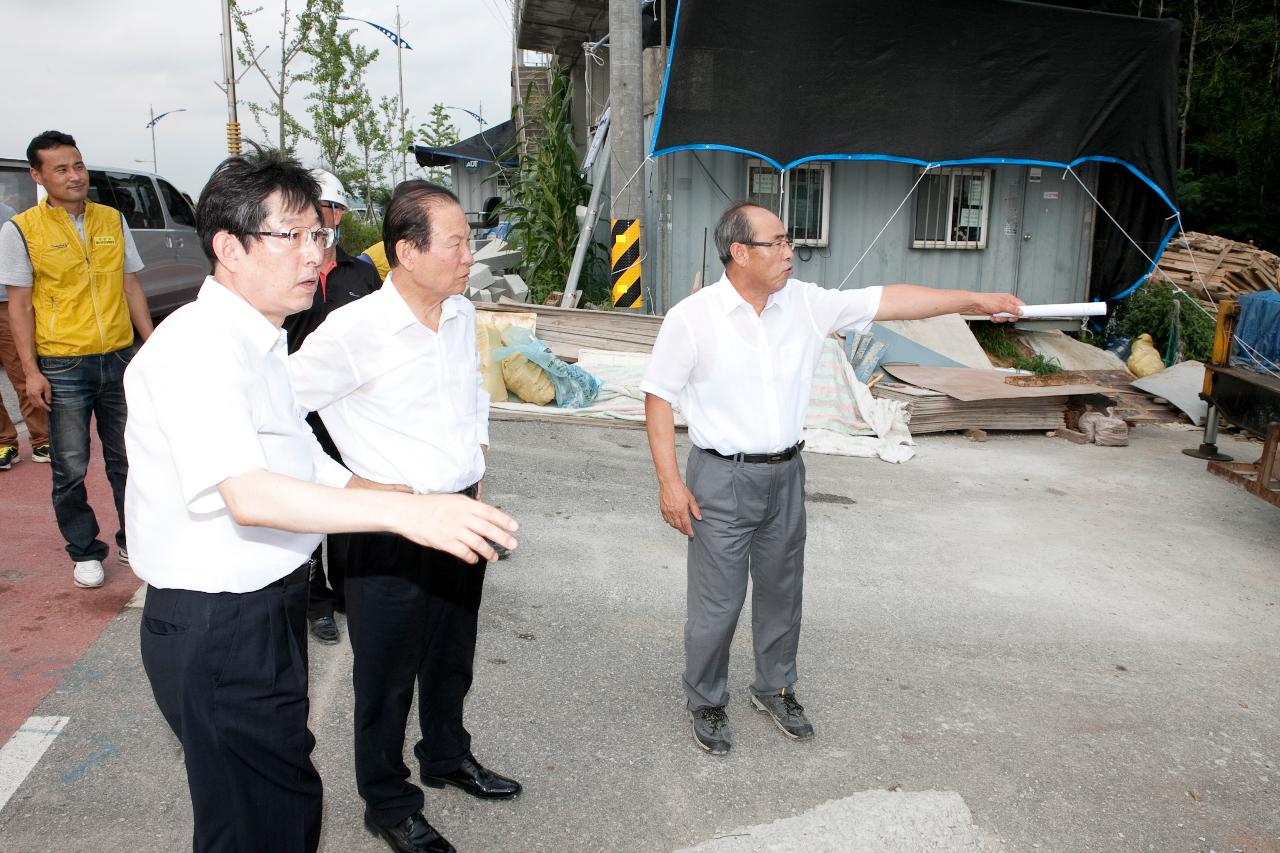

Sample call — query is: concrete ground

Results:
[0,418,1277,852]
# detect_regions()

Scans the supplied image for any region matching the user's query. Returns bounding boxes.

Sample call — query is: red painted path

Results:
[0,434,137,744]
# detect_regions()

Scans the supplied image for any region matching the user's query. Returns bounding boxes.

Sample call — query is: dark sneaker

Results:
[690,706,732,755]
[0,446,17,470]
[31,444,51,463]
[751,688,815,740]
[118,548,130,567]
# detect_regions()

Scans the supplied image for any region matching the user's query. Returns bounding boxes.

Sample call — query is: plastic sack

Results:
[1127,333,1164,378]
[500,352,555,404]
[476,323,508,404]
[494,326,602,409]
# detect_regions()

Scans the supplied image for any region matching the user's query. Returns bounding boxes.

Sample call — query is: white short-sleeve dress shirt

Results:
[124,277,353,593]
[289,276,489,496]
[640,276,882,455]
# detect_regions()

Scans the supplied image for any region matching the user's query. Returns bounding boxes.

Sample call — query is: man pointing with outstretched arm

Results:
[642,201,1023,756]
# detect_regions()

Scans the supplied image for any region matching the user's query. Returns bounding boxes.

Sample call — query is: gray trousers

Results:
[683,447,807,711]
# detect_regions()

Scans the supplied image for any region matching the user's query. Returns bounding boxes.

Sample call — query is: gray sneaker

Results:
[751,688,815,740]
[690,706,732,755]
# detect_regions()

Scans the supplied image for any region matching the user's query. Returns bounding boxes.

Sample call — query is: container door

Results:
[1014,165,1094,305]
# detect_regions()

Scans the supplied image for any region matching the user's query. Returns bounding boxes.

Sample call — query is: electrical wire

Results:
[835,164,934,290]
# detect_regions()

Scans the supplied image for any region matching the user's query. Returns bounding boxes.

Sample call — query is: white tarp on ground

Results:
[490,339,915,463]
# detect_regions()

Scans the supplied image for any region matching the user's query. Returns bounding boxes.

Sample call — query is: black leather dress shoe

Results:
[309,615,340,644]
[364,811,455,853]
[423,753,522,799]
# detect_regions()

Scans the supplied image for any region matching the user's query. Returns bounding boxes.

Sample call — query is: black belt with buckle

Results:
[701,441,804,464]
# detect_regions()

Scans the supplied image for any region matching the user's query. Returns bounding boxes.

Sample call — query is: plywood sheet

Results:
[1018,330,1126,371]
[876,315,992,369]
[882,365,1109,401]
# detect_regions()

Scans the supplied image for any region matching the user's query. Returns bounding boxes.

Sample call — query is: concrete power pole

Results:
[608,0,645,310]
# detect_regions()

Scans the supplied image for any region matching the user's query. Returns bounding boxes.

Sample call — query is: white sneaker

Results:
[73,559,105,588]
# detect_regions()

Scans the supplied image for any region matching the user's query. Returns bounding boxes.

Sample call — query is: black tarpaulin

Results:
[650,0,1183,298]
[414,120,517,168]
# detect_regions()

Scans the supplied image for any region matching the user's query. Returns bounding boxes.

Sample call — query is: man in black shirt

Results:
[283,169,381,644]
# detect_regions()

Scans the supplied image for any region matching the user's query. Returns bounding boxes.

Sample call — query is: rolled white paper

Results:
[993,302,1107,319]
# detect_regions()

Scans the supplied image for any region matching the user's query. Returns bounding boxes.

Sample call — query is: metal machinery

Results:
[1183,299,1280,507]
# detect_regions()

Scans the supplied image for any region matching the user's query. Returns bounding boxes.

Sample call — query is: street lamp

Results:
[340,9,413,183]
[144,106,187,174]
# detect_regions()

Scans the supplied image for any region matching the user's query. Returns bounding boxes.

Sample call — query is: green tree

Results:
[350,86,391,221]
[417,104,460,186]
[298,0,378,176]
[504,67,593,304]
[230,0,319,154]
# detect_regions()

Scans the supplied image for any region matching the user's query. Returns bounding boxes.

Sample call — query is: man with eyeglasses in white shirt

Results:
[124,153,517,853]
[642,201,1024,756]
[291,181,518,853]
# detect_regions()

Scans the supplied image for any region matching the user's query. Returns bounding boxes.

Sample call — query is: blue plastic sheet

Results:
[493,326,602,409]
[1232,291,1280,373]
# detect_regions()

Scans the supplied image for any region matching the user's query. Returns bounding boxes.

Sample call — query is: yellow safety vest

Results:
[361,240,390,283]
[11,200,134,357]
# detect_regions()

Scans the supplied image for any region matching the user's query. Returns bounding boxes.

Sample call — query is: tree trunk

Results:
[1179,0,1200,172]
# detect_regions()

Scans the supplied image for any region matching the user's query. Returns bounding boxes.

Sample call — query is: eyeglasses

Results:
[319,202,347,212]
[247,227,337,250]
[739,236,794,251]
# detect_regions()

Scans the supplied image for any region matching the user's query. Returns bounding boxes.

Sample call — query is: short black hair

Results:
[382,180,460,268]
[195,148,321,265]
[27,130,78,169]
[714,201,767,266]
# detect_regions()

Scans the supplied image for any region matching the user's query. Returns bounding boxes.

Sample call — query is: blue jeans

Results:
[39,345,135,562]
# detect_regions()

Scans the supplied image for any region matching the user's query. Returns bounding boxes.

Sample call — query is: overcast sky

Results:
[1,0,516,197]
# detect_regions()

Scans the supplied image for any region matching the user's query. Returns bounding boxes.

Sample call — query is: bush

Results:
[1112,280,1215,364]
[339,214,382,258]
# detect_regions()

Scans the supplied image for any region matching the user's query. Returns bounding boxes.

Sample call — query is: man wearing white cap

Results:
[283,169,381,645]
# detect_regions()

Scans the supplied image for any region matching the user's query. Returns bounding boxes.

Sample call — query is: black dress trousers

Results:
[345,530,486,826]
[140,570,321,853]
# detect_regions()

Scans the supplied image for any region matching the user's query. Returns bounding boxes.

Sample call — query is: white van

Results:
[0,157,207,317]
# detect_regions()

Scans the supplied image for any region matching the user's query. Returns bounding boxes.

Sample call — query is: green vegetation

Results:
[1111,279,1215,363]
[1011,353,1064,375]
[503,67,593,305]
[338,214,381,258]
[972,323,1025,363]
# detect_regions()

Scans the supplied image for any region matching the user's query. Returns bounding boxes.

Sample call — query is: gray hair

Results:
[714,202,765,266]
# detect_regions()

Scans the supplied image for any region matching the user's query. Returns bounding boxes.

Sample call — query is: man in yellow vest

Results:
[1,130,154,589]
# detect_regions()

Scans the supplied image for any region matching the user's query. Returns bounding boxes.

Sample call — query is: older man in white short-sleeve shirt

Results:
[642,202,1023,756]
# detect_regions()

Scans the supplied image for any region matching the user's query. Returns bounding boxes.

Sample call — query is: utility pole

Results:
[221,0,241,154]
[396,6,407,183]
[608,0,645,310]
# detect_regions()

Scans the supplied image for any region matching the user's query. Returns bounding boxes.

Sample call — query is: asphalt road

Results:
[0,419,1276,852]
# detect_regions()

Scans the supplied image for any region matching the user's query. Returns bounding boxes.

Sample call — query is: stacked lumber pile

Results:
[872,382,1071,433]
[475,302,662,362]
[1151,232,1279,312]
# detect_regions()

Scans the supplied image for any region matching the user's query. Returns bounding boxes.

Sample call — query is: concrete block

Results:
[467,263,495,292]
[491,274,529,303]
[468,286,493,303]
[473,239,522,272]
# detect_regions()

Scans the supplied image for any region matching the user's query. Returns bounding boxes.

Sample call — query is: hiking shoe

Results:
[0,446,17,470]
[31,444,51,463]
[73,559,105,589]
[751,688,815,740]
[690,706,732,755]
[118,548,130,567]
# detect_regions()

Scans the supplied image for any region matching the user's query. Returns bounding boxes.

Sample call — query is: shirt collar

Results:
[197,276,287,355]
[378,272,463,334]
[713,274,792,315]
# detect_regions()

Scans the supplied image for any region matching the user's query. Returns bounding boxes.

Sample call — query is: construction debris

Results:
[1150,231,1280,314]
[475,302,662,362]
